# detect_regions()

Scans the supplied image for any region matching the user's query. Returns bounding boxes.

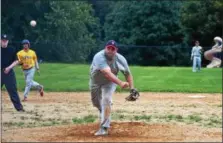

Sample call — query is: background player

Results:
[17,39,44,101]
[191,41,202,72]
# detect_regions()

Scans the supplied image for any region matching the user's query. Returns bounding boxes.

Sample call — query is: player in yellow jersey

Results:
[17,39,44,101]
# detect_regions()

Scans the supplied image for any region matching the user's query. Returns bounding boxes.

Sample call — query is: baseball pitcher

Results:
[89,40,139,136]
[16,39,44,101]
[205,36,222,68]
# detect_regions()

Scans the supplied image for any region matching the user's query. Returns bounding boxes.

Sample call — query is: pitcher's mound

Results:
[2,122,221,142]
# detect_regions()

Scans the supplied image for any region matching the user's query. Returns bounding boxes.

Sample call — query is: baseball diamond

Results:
[1,0,222,142]
[2,91,222,142]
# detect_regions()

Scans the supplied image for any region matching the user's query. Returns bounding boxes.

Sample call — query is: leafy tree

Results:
[181,0,223,47]
[180,0,223,65]
[104,0,188,66]
[34,1,100,62]
[1,0,100,63]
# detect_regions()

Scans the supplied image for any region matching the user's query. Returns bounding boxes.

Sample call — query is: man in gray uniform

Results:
[90,40,134,136]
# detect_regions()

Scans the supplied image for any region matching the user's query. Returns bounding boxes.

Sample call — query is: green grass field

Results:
[10,63,222,93]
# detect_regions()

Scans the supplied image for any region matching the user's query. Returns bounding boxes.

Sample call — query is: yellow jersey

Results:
[17,49,37,70]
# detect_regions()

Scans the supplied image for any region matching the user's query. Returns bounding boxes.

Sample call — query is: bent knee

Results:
[102,96,112,106]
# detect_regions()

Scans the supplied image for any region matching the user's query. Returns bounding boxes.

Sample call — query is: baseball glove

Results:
[125,88,140,101]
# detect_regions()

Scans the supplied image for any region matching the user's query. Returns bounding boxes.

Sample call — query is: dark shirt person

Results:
[1,34,24,112]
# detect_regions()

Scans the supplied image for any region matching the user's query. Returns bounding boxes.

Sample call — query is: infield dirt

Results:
[2,92,222,142]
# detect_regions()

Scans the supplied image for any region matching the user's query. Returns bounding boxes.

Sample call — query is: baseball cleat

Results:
[39,85,44,96]
[22,97,28,102]
[94,127,108,136]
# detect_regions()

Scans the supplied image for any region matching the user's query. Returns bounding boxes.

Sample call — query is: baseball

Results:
[30,20,37,27]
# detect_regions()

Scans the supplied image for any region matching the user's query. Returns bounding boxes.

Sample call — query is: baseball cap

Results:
[105,40,118,49]
[1,34,8,40]
[21,39,30,45]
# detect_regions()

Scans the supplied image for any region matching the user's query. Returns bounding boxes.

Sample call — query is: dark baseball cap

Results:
[1,34,8,40]
[105,40,118,48]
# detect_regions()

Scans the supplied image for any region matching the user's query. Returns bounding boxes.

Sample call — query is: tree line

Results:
[2,0,222,66]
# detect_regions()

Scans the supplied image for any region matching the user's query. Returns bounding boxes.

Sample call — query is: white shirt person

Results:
[191,41,202,72]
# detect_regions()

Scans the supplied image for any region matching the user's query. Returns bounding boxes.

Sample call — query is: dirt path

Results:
[2,91,222,142]
[2,122,222,142]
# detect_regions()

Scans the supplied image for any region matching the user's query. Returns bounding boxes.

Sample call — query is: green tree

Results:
[1,0,49,48]
[34,1,100,62]
[181,0,223,47]
[104,0,188,66]
[88,0,116,40]
[180,0,223,66]
[1,0,100,63]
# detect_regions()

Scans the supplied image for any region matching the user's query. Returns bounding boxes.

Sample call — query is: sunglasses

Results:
[106,46,117,51]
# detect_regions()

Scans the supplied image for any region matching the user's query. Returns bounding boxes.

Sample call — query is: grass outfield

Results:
[9,63,222,93]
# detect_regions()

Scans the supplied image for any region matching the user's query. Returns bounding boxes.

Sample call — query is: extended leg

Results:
[4,71,24,111]
[23,68,35,98]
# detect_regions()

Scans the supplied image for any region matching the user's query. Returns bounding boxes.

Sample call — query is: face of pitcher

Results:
[104,40,118,60]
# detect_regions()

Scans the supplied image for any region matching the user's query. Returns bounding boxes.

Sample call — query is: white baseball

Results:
[30,20,37,27]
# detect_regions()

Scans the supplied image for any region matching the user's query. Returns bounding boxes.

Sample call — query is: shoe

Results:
[17,108,25,112]
[22,97,28,102]
[39,85,44,97]
[94,127,108,136]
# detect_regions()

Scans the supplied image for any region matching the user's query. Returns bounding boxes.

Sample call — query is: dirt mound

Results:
[2,122,222,142]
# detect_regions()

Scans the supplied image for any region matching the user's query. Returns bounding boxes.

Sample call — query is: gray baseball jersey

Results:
[90,50,130,86]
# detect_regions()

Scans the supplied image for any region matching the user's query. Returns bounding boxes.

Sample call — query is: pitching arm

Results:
[100,67,128,88]
[125,73,134,89]
[119,56,134,89]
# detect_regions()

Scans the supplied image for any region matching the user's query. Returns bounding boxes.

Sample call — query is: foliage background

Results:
[1,0,222,66]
